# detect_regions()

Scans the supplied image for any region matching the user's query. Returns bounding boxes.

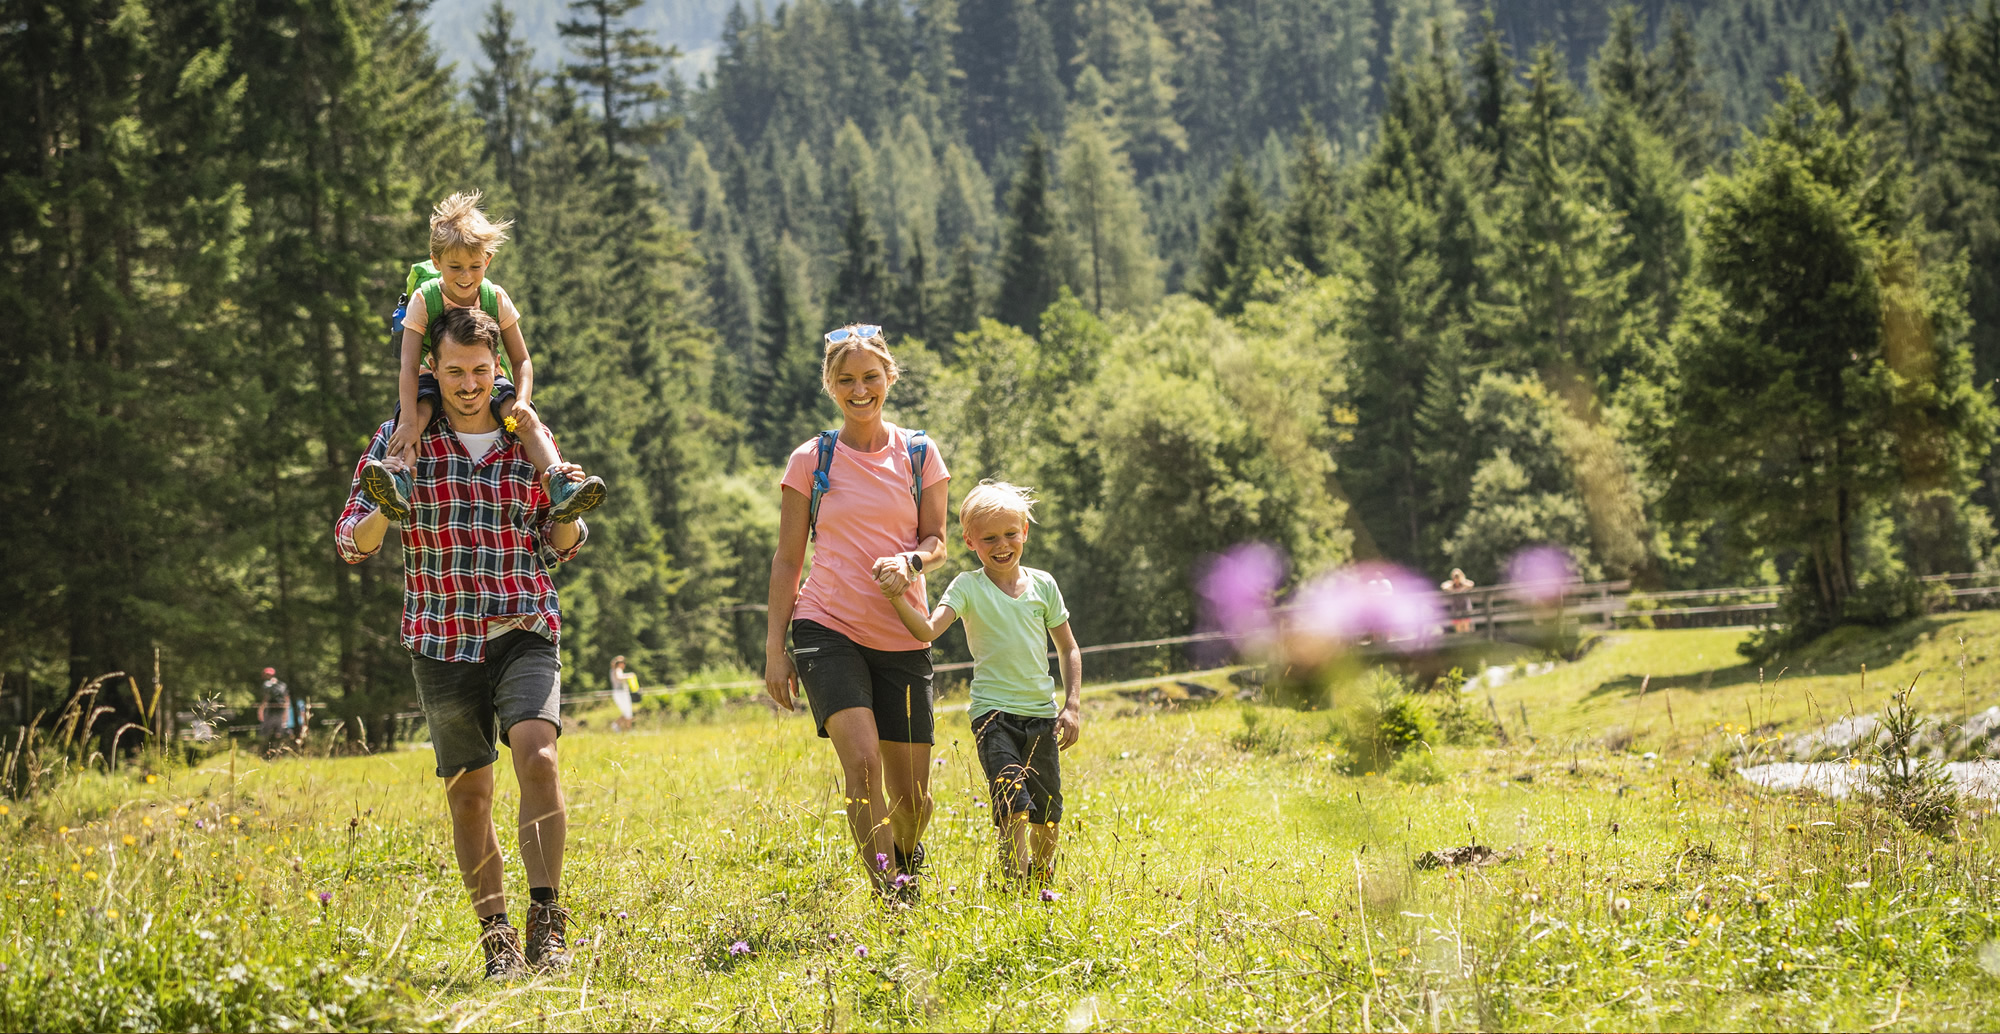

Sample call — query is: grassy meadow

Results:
[11,619,2000,1030]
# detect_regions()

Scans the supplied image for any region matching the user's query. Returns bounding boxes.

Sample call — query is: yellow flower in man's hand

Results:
[504,416,519,433]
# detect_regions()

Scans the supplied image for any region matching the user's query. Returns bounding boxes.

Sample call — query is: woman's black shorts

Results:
[789,619,935,744]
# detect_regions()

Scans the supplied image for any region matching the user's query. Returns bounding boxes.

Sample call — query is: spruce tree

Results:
[996,134,1064,331]
[828,180,889,327]
[558,0,677,159]
[1282,118,1341,275]
[1195,158,1273,316]
[1059,102,1161,315]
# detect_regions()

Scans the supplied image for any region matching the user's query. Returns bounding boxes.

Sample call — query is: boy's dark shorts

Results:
[789,619,934,744]
[408,629,562,778]
[400,371,518,424]
[972,709,1064,825]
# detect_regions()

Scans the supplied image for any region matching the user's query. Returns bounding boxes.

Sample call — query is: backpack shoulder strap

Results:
[906,429,929,512]
[807,430,840,541]
[417,279,447,351]
[479,281,499,322]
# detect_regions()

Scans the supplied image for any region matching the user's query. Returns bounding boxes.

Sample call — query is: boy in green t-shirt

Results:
[882,481,1082,888]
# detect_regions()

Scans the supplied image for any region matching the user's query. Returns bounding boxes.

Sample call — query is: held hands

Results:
[871,555,914,597]
[1055,704,1082,750]
[386,423,422,467]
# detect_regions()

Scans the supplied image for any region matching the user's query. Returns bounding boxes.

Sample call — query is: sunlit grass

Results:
[2,629,1999,1029]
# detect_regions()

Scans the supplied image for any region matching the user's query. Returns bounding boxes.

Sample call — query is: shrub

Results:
[1332,671,1439,773]
[1430,668,1496,746]
[1871,682,1958,836]
[1232,706,1290,754]
[1389,749,1448,785]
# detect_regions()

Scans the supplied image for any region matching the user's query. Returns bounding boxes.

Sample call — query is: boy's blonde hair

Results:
[821,328,900,396]
[430,190,513,257]
[960,480,1037,529]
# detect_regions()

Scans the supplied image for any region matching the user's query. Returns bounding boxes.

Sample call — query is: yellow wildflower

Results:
[122,835,136,846]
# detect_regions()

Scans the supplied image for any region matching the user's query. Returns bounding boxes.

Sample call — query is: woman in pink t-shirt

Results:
[766,325,950,900]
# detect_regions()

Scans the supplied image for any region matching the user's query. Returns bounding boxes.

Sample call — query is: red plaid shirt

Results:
[336,420,587,662]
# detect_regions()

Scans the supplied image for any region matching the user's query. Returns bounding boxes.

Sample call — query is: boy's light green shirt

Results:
[939,567,1070,719]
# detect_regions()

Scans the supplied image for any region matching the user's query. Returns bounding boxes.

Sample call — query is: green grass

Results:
[5,622,2000,1030]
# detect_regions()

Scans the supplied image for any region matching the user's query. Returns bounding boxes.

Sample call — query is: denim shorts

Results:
[408,630,561,777]
[972,709,1063,825]
[401,371,517,424]
[790,619,934,744]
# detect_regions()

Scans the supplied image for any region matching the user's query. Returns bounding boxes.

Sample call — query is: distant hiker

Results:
[764,324,950,902]
[256,667,290,747]
[335,305,590,981]
[1441,568,1477,634]
[610,655,637,731]
[358,190,604,530]
[883,481,1082,890]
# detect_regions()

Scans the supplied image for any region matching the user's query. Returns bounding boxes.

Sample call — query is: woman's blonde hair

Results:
[821,327,900,397]
[430,190,513,257]
[960,480,1038,529]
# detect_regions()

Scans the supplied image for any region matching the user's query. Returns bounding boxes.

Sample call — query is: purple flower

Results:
[617,911,628,920]
[854,945,869,959]
[728,940,751,957]
[1288,562,1444,653]
[1507,546,1577,605]
[828,931,841,944]
[317,891,332,906]
[1040,888,1060,902]
[1196,543,1287,659]
[875,852,889,871]
[892,874,913,889]
[193,819,204,830]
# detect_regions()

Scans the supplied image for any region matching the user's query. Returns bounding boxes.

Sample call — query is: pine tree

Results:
[996,134,1064,331]
[1195,158,1273,316]
[828,180,890,326]
[1469,8,1517,175]
[473,3,539,197]
[1059,99,1161,315]
[1819,18,1864,132]
[558,0,677,159]
[943,239,984,350]
[1282,118,1341,275]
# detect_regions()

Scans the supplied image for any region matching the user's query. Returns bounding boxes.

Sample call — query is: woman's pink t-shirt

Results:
[780,425,950,652]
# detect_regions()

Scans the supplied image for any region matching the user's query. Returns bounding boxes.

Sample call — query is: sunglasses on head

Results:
[824,324,882,345]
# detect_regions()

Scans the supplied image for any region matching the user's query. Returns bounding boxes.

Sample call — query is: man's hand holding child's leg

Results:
[504,399,604,523]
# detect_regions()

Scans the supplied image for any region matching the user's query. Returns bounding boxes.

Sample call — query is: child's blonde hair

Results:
[430,190,513,257]
[960,480,1038,529]
[821,328,900,396]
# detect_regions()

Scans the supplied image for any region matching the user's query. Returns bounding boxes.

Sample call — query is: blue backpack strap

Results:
[907,429,929,512]
[807,429,840,541]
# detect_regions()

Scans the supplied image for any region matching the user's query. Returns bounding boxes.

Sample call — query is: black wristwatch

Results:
[906,552,925,573]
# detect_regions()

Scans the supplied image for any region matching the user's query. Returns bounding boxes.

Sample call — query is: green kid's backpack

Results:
[390,260,508,375]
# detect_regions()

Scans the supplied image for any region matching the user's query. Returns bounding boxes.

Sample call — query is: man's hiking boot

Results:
[524,901,572,971]
[480,922,528,981]
[360,459,413,523]
[547,473,606,524]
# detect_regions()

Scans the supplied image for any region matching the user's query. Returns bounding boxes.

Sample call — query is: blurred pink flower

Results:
[1507,546,1577,605]
[1287,562,1443,652]
[1195,543,1287,660]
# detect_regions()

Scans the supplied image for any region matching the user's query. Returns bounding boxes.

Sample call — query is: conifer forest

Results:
[9,0,2000,730]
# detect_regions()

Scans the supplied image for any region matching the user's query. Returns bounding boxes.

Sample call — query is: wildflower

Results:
[106,909,119,919]
[1613,897,1631,912]
[122,835,135,846]
[892,874,913,889]
[0,805,9,817]
[616,911,628,919]
[1372,966,1388,977]
[57,826,68,836]
[141,817,152,827]
[1755,891,1772,904]
[228,816,240,827]
[69,864,78,874]
[175,808,188,818]
[729,941,751,957]
[504,415,519,433]
[855,945,869,959]
[828,932,841,944]
[318,891,332,907]
[1041,888,1060,902]
[194,819,204,830]
[145,774,158,784]
[84,871,97,881]
[1396,947,1410,957]
[875,853,889,872]
[171,850,182,860]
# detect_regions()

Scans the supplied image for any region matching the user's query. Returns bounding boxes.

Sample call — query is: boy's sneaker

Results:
[359,459,412,523]
[546,474,605,524]
[480,922,528,981]
[893,843,927,903]
[524,901,572,971]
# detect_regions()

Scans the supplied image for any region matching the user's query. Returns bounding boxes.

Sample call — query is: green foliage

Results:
[1195,158,1274,316]
[1870,682,1959,835]
[1333,671,1439,773]
[1389,748,1448,784]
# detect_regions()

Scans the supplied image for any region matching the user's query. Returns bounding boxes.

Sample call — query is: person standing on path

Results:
[764,325,951,902]
[334,305,590,981]
[256,668,290,749]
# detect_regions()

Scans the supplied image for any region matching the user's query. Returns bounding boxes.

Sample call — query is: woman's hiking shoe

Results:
[524,901,572,970]
[359,459,412,523]
[547,474,606,523]
[480,922,528,981]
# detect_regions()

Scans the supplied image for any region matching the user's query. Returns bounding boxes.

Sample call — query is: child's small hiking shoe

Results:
[524,901,572,971]
[359,459,412,523]
[480,922,528,981]
[547,473,606,524]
